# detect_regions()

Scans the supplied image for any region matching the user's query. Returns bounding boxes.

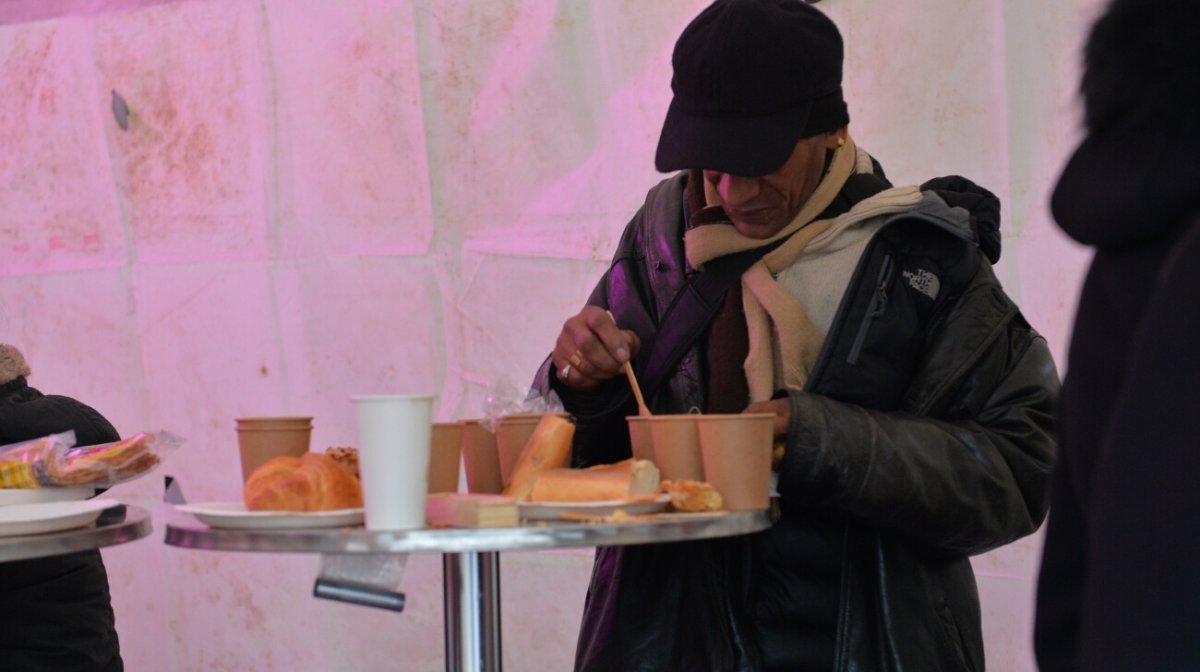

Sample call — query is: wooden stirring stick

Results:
[625,362,651,417]
[606,310,652,416]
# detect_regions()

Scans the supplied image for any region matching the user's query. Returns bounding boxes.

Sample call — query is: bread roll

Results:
[528,459,660,503]
[244,452,363,512]
[502,414,574,501]
[324,446,359,478]
[660,479,723,512]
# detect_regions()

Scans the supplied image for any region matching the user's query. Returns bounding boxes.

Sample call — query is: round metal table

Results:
[0,504,153,562]
[165,509,772,672]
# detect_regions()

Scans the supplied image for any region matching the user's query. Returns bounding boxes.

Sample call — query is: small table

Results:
[0,504,153,563]
[165,510,772,672]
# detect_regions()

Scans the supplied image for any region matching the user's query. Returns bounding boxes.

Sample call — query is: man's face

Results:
[702,130,842,239]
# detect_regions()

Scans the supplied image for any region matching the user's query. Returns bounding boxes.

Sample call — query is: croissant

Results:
[244,452,363,512]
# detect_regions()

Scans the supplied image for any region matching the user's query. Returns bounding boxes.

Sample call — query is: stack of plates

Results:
[0,486,94,507]
[0,498,118,536]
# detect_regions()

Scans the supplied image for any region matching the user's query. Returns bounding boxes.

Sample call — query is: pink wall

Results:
[0,0,1105,669]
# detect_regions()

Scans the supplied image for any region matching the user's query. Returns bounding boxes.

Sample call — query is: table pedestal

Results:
[443,552,502,672]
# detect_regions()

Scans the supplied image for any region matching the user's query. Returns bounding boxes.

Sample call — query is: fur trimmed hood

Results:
[0,345,31,386]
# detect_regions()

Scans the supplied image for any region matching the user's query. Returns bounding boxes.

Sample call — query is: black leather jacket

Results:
[536,172,1058,671]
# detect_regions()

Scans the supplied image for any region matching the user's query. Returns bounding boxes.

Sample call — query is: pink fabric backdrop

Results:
[0,1,1106,669]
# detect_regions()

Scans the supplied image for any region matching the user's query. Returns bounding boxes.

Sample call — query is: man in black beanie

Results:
[0,344,124,671]
[533,1,1058,669]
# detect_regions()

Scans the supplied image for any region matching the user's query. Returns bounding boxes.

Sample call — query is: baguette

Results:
[502,414,574,501]
[528,459,660,503]
[584,458,636,474]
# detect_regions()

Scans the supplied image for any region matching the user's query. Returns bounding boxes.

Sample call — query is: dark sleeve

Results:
[1071,220,1200,671]
[778,300,1058,557]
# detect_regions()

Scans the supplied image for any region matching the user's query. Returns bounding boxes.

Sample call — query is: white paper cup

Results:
[352,394,435,530]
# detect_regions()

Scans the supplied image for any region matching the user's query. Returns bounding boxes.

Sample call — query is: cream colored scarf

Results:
[684,135,923,401]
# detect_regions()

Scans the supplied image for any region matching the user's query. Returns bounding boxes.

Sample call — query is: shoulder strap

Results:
[633,171,891,402]
[634,245,774,400]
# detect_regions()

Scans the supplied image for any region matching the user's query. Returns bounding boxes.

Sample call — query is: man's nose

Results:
[714,173,761,207]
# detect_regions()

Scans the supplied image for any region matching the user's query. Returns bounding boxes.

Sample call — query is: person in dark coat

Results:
[0,344,124,671]
[533,1,1058,669]
[1033,1,1200,670]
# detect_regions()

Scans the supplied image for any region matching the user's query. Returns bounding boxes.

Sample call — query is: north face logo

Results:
[903,268,939,300]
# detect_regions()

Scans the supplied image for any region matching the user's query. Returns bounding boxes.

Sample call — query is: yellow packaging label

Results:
[0,460,40,489]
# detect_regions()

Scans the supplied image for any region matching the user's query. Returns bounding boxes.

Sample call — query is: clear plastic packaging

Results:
[0,430,185,489]
[480,377,564,431]
[0,432,74,488]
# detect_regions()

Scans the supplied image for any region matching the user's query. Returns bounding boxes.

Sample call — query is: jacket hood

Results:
[1055,0,1200,250]
[918,175,1002,264]
[1052,112,1200,249]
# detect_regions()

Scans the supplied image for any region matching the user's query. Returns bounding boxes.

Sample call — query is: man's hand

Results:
[553,306,641,391]
[746,397,790,470]
[745,398,789,439]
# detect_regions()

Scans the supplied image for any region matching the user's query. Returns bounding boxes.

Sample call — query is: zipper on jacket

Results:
[846,254,893,365]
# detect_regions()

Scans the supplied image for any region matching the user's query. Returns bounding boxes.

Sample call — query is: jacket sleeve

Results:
[532,273,642,468]
[778,308,1058,558]
[532,233,645,469]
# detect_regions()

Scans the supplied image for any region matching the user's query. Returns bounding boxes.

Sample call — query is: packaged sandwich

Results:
[0,432,74,488]
[0,430,184,489]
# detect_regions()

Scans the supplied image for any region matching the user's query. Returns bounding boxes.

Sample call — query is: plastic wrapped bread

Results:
[0,430,181,489]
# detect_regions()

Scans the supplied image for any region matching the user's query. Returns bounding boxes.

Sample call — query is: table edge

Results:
[0,505,154,562]
[163,509,773,555]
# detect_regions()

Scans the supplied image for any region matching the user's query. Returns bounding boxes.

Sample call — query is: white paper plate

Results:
[175,502,365,530]
[518,494,671,521]
[0,486,95,507]
[0,498,119,537]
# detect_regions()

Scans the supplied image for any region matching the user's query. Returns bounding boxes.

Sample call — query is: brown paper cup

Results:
[495,414,541,487]
[235,416,313,427]
[647,414,704,482]
[626,416,655,462]
[235,416,313,482]
[459,419,503,494]
[428,422,464,494]
[696,413,775,511]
